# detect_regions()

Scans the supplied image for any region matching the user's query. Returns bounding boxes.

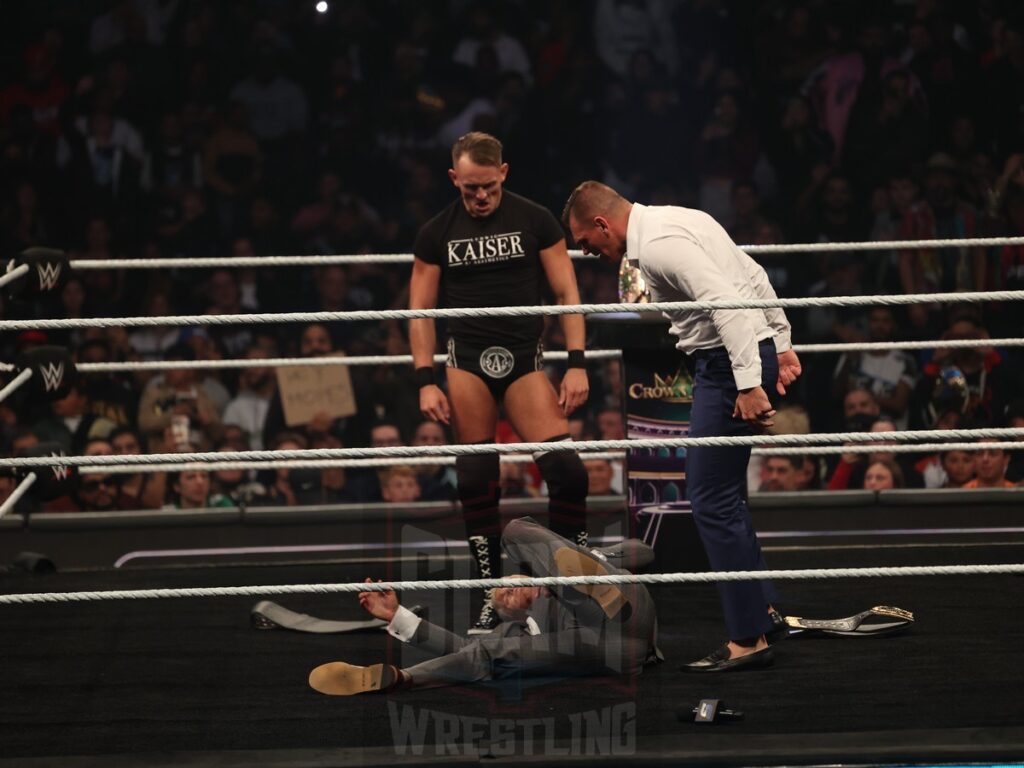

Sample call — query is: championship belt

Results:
[618,257,651,303]
[784,605,914,637]
[251,600,424,634]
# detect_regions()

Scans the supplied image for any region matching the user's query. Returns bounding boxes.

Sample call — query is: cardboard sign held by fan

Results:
[276,355,356,427]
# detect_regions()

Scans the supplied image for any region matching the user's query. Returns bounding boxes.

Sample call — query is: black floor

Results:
[1,542,1023,766]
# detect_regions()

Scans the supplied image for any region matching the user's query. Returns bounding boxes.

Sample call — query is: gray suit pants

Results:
[405,517,657,687]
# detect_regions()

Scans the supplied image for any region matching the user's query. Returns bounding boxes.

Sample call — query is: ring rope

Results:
[2,291,1023,332]
[749,441,1023,457]
[2,563,1022,606]
[5,428,1023,469]
[61,236,1024,270]
[78,452,629,475]
[0,350,622,375]
[73,442,1024,476]
[2,338,1019,375]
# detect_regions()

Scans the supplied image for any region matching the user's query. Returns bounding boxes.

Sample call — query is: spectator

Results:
[379,465,422,504]
[832,307,919,428]
[759,455,804,492]
[109,426,165,509]
[828,416,922,489]
[167,470,235,509]
[309,433,362,503]
[452,4,532,82]
[45,473,130,512]
[202,270,254,355]
[202,102,263,238]
[939,449,976,488]
[899,153,985,328]
[596,408,625,440]
[842,387,881,427]
[584,458,618,495]
[222,348,275,450]
[129,292,182,360]
[137,344,223,451]
[209,441,266,506]
[593,0,677,79]
[963,441,1017,489]
[261,323,357,448]
[75,338,138,426]
[411,420,457,501]
[32,379,117,454]
[370,420,403,448]
[863,458,905,491]
[914,314,1016,427]
[257,431,309,507]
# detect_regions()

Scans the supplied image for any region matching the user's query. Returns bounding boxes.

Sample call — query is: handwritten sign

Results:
[276,356,357,426]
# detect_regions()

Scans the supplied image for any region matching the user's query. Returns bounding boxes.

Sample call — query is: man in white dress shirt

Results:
[562,181,802,673]
[308,517,658,695]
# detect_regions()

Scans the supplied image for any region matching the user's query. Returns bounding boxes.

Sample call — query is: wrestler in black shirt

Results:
[414,190,563,350]
[409,132,590,634]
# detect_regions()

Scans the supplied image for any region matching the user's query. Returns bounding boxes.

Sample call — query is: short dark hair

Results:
[561,180,628,228]
[764,454,803,471]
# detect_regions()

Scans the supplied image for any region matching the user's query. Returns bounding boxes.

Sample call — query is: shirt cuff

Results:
[734,367,763,391]
[773,331,792,353]
[386,605,421,642]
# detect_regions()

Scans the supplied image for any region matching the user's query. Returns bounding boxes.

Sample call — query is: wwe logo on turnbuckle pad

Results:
[36,261,63,291]
[39,362,65,393]
[50,453,70,483]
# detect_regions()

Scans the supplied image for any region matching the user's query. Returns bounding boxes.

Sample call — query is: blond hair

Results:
[451,132,503,168]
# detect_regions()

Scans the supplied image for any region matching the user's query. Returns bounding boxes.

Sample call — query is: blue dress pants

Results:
[686,338,779,640]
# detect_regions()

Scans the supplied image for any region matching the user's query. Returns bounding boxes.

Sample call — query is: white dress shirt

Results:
[386,605,541,642]
[626,203,793,390]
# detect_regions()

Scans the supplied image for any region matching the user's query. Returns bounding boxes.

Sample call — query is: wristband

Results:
[567,350,586,369]
[414,366,435,389]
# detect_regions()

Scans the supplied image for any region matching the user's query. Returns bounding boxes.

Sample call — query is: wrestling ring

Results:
[1,236,1023,767]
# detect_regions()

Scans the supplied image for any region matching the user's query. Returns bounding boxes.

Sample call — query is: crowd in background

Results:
[1,0,1023,511]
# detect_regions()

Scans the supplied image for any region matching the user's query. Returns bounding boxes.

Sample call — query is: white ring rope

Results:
[62,236,1024,270]
[1,338,1020,376]
[2,291,1023,331]
[751,441,1023,457]
[79,452,629,476]
[1,563,1022,606]
[29,350,620,374]
[74,442,1023,476]
[791,338,1024,353]
[5,428,1024,469]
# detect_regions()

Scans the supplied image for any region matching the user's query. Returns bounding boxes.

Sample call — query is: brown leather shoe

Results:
[308,662,405,695]
[553,546,629,619]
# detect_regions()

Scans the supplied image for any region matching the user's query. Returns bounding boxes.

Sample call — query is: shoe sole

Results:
[553,546,627,619]
[681,651,775,673]
[308,662,396,695]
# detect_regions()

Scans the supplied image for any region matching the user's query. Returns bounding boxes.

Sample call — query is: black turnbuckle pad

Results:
[17,442,77,501]
[5,247,70,299]
[15,346,76,400]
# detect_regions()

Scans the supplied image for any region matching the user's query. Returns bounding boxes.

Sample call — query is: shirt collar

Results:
[625,202,646,265]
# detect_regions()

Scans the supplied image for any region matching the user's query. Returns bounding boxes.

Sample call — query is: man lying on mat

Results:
[308,516,659,695]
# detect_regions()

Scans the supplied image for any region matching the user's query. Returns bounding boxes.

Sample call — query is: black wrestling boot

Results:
[467,534,502,635]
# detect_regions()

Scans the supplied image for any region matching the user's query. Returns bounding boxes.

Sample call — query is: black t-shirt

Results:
[413,190,565,347]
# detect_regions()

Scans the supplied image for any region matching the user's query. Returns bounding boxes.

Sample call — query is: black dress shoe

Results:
[766,608,790,644]
[680,644,775,673]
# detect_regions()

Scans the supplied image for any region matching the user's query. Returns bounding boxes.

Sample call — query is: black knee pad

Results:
[535,438,588,504]
[455,451,500,504]
[456,449,501,537]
